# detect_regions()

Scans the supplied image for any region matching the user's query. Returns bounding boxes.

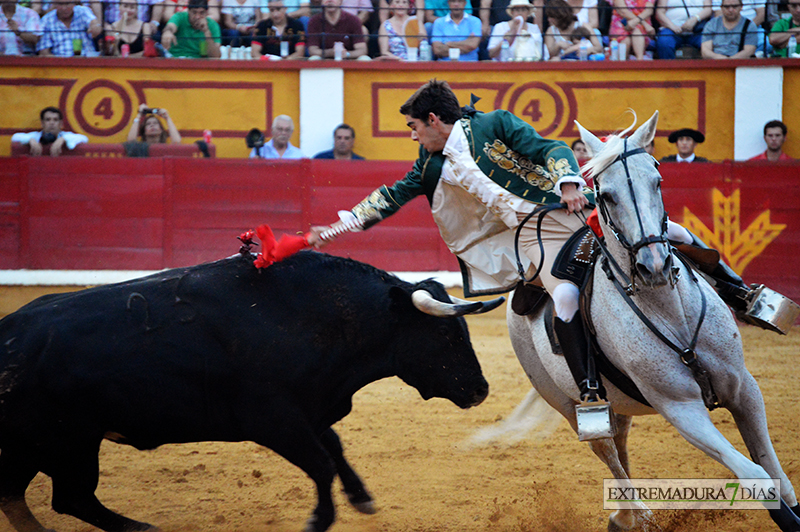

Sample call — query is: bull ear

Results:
[576,120,604,158]
[628,110,658,149]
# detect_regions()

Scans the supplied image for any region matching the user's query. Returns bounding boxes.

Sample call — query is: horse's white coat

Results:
[498,112,798,530]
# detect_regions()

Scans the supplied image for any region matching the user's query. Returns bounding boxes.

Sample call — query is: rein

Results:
[589,140,720,410]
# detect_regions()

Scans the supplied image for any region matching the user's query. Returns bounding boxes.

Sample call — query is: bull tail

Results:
[464,388,562,447]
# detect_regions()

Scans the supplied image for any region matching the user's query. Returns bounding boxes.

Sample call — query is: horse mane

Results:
[580,111,638,181]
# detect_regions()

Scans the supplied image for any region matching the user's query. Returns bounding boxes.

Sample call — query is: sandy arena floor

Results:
[0,288,797,532]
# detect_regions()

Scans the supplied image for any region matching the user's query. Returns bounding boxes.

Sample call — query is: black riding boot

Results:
[554,313,604,402]
[673,232,751,312]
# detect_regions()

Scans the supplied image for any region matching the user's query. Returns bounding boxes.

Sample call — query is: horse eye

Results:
[600,192,617,205]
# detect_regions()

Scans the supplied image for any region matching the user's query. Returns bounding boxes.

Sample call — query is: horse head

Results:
[577,111,673,288]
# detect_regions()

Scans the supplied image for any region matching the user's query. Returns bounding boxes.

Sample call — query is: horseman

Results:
[308,79,761,400]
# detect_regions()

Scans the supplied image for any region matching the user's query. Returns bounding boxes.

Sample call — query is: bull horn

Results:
[411,290,505,317]
[449,294,505,314]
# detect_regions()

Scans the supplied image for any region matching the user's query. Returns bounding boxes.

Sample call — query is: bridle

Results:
[591,138,673,293]
[589,138,719,410]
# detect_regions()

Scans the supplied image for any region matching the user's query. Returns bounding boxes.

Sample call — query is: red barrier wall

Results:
[1,157,798,301]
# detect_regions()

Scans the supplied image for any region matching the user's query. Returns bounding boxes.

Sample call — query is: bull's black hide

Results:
[0,251,490,532]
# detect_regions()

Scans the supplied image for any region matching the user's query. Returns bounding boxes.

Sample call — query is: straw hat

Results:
[506,0,534,17]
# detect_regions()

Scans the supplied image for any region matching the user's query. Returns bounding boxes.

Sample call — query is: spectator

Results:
[378,0,424,59]
[660,128,708,162]
[701,0,757,59]
[430,0,481,60]
[711,0,769,55]
[252,0,306,58]
[90,0,154,31]
[481,0,544,40]
[161,0,222,57]
[127,104,181,144]
[306,0,367,58]
[249,115,306,158]
[609,0,655,60]
[654,0,711,59]
[544,0,601,60]
[314,124,364,159]
[341,0,372,26]
[571,138,589,159]
[566,0,598,30]
[107,0,153,56]
[749,120,793,160]
[419,0,473,24]
[0,0,42,55]
[261,0,311,24]
[488,0,548,60]
[769,0,799,57]
[153,0,221,27]
[220,0,262,46]
[37,0,101,56]
[11,106,88,156]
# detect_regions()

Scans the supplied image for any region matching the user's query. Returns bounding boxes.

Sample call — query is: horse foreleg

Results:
[727,373,798,507]
[587,415,654,532]
[726,373,800,531]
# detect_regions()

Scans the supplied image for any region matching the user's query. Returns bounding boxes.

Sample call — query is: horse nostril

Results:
[636,262,653,279]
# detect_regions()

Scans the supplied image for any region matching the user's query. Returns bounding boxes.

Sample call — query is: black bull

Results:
[0,251,501,532]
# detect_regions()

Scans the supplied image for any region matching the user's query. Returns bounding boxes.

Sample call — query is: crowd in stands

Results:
[2,0,799,59]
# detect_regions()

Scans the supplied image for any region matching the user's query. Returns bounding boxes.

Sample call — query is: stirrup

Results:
[576,399,615,441]
[737,284,800,335]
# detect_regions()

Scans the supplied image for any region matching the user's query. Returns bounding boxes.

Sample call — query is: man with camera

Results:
[11,107,88,156]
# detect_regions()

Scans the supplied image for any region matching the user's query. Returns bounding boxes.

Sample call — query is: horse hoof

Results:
[351,500,377,515]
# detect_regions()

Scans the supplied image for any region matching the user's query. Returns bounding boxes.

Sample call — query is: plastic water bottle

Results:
[500,40,511,62]
[419,40,432,61]
[789,35,797,58]
[579,38,590,61]
[610,39,619,61]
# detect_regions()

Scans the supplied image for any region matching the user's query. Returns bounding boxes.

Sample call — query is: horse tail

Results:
[465,387,562,447]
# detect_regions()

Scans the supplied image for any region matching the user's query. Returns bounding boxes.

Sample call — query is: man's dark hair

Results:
[188,0,208,9]
[40,106,62,121]
[334,124,355,138]
[764,120,787,136]
[399,79,462,125]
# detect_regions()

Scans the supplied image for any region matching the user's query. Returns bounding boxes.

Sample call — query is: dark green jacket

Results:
[351,109,592,225]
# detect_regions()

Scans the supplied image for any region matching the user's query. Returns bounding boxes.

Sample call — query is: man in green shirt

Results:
[768,0,799,57]
[161,0,221,58]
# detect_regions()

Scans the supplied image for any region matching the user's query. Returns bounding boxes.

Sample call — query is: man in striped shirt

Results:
[37,0,101,56]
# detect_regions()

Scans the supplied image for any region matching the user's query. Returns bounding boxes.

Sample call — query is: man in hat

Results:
[486,0,547,60]
[660,128,708,162]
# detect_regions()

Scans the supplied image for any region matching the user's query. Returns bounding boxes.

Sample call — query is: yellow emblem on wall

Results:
[681,189,786,275]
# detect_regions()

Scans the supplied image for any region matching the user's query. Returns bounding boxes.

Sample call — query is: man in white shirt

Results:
[11,106,88,156]
[249,115,306,159]
[660,128,709,162]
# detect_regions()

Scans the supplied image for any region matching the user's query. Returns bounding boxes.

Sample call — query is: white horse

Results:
[500,111,800,531]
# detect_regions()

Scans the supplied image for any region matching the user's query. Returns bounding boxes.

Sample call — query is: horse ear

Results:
[576,120,604,157]
[629,110,659,148]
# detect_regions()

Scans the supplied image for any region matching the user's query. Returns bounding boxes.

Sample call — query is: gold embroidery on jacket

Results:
[353,189,391,223]
[483,140,557,192]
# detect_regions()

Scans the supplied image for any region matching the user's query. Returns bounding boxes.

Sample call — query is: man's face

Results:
[322,0,341,10]
[268,1,286,22]
[55,1,76,20]
[41,111,62,134]
[448,0,466,18]
[764,127,786,152]
[188,7,208,29]
[333,128,355,156]
[788,0,800,23]
[406,114,448,153]
[720,0,741,23]
[676,136,696,157]
[272,119,293,146]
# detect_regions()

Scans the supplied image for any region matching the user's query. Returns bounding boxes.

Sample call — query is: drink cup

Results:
[407,47,418,61]
[334,41,344,60]
[121,43,130,57]
[280,40,289,57]
[448,47,460,61]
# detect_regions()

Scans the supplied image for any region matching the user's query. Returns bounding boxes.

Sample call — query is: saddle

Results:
[512,225,651,407]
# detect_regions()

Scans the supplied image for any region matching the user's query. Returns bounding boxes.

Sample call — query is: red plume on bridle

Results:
[239,225,310,269]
